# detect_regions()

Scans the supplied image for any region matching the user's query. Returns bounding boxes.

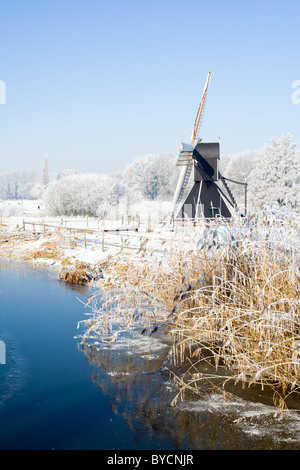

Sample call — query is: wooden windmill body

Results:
[177,141,233,219]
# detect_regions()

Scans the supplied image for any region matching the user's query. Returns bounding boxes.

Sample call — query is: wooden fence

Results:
[0,218,9,227]
[21,219,168,254]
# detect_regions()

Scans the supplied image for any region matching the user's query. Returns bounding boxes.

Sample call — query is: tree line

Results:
[1,133,299,216]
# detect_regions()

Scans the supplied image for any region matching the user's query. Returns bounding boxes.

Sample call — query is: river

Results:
[0,259,299,450]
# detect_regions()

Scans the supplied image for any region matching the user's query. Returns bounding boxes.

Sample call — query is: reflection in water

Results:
[0,261,29,407]
[80,328,300,450]
[0,333,28,408]
[0,257,92,295]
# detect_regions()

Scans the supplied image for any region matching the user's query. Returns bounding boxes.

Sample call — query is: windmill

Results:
[170,73,242,220]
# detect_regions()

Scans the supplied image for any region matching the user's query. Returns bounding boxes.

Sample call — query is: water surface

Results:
[0,259,299,450]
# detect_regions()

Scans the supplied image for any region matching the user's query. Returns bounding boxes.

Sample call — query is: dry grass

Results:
[71,210,300,408]
[166,242,300,408]
[0,230,35,247]
[0,228,79,267]
[23,240,62,261]
[60,263,93,285]
[60,262,103,285]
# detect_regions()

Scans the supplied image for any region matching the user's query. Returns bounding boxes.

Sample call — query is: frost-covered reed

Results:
[81,208,300,409]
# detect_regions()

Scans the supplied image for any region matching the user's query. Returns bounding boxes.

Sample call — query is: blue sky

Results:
[0,0,299,176]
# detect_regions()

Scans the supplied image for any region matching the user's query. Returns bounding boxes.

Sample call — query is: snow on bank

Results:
[0,211,174,283]
[1,206,300,285]
[0,227,119,269]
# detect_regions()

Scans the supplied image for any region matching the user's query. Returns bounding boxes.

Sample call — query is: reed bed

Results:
[80,209,300,409]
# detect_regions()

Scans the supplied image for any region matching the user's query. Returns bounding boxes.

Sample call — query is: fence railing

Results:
[0,218,9,227]
[21,219,168,253]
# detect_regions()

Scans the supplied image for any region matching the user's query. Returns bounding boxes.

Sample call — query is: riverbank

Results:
[2,260,300,450]
[0,223,124,284]
[1,210,300,411]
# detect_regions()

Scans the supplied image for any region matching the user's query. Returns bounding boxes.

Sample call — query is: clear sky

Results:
[0,0,299,176]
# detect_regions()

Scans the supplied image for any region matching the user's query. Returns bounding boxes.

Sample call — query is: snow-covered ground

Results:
[0,199,43,217]
[0,199,176,274]
[1,199,299,284]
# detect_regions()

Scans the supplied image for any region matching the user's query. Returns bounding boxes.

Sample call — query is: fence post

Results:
[84,232,87,248]
[102,231,105,252]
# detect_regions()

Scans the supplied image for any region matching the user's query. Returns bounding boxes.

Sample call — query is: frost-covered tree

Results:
[224,151,254,183]
[122,152,179,200]
[30,182,45,199]
[0,169,36,199]
[223,151,254,210]
[247,134,300,209]
[222,134,300,210]
[42,153,51,187]
[57,168,78,180]
[43,173,129,217]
